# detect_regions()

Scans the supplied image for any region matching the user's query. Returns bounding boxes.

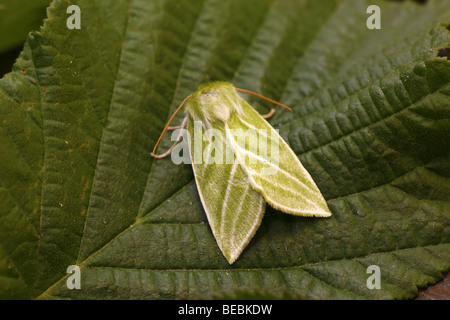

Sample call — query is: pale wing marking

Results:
[236,193,265,252]
[219,162,238,244]
[244,170,320,209]
[232,138,317,196]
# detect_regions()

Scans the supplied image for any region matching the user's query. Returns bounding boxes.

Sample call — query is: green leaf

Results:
[0,0,51,77]
[0,0,51,52]
[0,0,449,300]
[0,246,30,299]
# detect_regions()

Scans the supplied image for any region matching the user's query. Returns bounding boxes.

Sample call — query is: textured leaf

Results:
[0,0,449,300]
[0,0,51,52]
[0,0,51,77]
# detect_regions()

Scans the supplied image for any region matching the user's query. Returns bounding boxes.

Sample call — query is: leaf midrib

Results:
[76,0,133,263]
[136,0,208,217]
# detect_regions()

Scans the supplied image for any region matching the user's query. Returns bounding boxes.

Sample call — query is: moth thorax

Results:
[185,82,245,129]
[198,91,241,126]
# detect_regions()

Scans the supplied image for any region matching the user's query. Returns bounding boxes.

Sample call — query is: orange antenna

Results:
[235,88,292,112]
[151,94,191,157]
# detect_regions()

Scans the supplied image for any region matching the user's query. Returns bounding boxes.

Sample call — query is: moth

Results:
[151,81,331,264]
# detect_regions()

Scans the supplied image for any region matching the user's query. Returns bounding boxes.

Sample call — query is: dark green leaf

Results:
[0,0,449,300]
[0,0,51,52]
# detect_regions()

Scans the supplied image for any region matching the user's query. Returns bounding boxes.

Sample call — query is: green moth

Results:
[151,81,331,264]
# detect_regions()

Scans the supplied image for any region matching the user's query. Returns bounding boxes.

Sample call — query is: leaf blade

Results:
[0,0,449,300]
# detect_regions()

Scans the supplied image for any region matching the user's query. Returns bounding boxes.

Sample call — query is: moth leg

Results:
[261,108,276,119]
[151,116,188,159]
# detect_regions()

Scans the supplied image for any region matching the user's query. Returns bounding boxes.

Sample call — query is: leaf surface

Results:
[0,0,51,53]
[0,0,449,299]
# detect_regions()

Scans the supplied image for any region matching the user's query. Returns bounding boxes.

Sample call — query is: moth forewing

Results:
[187,117,266,264]
[228,98,331,218]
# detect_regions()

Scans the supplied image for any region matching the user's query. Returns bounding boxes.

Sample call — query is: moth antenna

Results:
[151,116,188,158]
[151,95,191,158]
[151,116,188,159]
[235,88,293,112]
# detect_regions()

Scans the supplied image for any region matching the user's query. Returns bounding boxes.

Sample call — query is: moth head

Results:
[185,81,243,129]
